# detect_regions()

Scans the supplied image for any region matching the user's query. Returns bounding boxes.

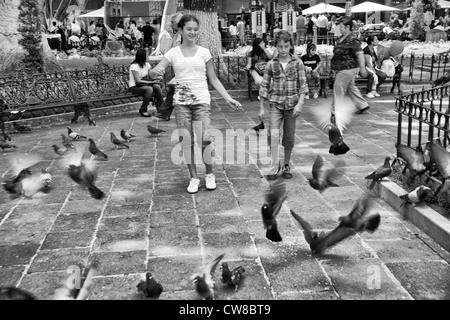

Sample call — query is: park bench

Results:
[0,56,168,140]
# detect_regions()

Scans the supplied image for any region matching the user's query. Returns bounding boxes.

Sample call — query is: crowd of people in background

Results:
[46,15,163,54]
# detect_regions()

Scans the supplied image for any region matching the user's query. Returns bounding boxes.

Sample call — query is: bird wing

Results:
[311,98,355,134]
[21,174,45,197]
[264,180,286,206]
[57,146,87,169]
[430,140,450,178]
[203,253,225,289]
[397,144,425,171]
[75,265,96,300]
[8,154,42,176]
[289,209,314,245]
[323,159,345,185]
[311,154,324,180]
[319,225,357,251]
[332,96,355,133]
[348,193,373,221]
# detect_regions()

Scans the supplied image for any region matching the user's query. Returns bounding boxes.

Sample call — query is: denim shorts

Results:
[174,103,212,149]
[267,104,296,150]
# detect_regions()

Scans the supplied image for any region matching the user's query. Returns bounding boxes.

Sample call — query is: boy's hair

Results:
[366,35,377,45]
[274,30,293,47]
[307,43,316,53]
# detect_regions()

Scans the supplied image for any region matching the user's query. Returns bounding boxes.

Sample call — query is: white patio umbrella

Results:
[302,3,346,15]
[438,0,450,9]
[79,7,105,18]
[351,1,400,13]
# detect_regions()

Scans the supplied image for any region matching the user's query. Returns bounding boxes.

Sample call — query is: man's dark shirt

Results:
[142,24,155,44]
[331,34,362,72]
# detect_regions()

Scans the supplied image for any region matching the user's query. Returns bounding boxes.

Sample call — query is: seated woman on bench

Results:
[244,38,274,88]
[128,48,164,117]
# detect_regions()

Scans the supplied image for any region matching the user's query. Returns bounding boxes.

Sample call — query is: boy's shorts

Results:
[267,103,296,150]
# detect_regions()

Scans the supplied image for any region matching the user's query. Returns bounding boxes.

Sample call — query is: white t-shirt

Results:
[164,46,212,105]
[129,62,151,87]
[229,25,237,36]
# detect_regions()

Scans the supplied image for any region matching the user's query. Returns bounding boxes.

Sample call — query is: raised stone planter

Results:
[375,180,450,252]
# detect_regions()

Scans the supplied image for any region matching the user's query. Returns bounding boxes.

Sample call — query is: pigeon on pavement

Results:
[365,156,392,190]
[136,272,163,299]
[399,185,432,207]
[191,253,225,300]
[52,144,67,156]
[308,154,345,192]
[67,127,87,140]
[261,180,287,242]
[220,262,245,292]
[88,138,108,161]
[120,129,136,142]
[61,134,76,151]
[147,124,165,135]
[110,132,129,149]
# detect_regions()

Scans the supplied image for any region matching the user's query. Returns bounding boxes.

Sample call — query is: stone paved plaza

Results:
[1,93,450,300]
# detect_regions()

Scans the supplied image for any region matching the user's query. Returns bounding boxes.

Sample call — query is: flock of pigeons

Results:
[1,120,248,300]
[1,108,449,299]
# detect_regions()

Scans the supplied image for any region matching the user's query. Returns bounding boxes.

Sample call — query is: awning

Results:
[302,3,346,15]
[351,1,400,13]
[79,7,105,18]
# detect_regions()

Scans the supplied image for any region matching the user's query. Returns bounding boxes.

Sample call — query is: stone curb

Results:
[376,180,450,252]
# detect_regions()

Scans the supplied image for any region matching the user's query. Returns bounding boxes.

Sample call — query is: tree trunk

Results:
[54,0,71,22]
[182,0,234,85]
[152,0,178,54]
[0,0,62,73]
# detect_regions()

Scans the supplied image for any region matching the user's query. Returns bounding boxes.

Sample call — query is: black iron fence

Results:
[395,85,450,193]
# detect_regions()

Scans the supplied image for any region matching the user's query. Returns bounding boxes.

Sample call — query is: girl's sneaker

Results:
[187,178,200,194]
[205,173,216,190]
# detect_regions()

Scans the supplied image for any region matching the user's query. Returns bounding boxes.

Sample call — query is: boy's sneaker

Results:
[313,92,319,99]
[282,164,293,179]
[305,94,310,100]
[205,173,216,190]
[373,92,380,97]
[366,92,375,99]
[187,178,200,194]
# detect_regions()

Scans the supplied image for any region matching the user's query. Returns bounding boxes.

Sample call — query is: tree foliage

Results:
[409,0,441,40]
[17,0,44,72]
[183,0,216,11]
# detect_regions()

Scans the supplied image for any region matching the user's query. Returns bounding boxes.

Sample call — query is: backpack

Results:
[380,58,395,77]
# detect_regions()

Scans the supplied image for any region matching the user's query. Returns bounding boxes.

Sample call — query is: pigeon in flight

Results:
[308,154,345,192]
[261,180,287,242]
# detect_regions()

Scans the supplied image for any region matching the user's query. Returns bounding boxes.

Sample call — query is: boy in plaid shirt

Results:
[259,30,308,180]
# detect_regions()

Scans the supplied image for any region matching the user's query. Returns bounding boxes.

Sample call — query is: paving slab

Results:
[1,93,450,301]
